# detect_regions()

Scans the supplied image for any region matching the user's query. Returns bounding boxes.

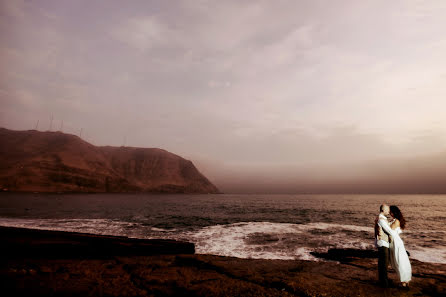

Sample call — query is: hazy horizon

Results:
[2,1,446,193]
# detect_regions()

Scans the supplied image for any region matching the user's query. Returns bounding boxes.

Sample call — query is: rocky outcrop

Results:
[0,226,195,257]
[1,226,445,297]
[0,128,219,193]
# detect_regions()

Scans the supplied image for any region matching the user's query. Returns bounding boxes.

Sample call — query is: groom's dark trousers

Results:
[378,246,390,287]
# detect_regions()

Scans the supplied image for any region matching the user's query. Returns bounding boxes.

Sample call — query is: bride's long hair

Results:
[390,205,406,229]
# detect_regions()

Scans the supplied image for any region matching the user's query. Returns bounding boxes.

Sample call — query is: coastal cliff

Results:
[0,128,219,194]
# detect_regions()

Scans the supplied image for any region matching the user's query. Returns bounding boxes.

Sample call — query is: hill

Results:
[0,128,220,194]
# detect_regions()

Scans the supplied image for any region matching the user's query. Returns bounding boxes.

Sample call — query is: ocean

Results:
[0,193,444,263]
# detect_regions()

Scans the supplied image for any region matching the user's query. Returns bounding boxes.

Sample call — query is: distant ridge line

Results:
[0,127,220,194]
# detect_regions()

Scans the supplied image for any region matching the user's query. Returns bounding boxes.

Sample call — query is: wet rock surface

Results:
[1,226,445,297]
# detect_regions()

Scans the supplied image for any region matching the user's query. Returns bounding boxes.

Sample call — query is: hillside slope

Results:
[0,128,219,193]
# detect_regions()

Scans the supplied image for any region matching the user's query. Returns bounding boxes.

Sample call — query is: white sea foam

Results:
[151,227,177,232]
[409,247,446,264]
[182,222,445,263]
[184,222,307,260]
[182,222,373,260]
[0,217,144,237]
[296,222,374,233]
[1,218,445,264]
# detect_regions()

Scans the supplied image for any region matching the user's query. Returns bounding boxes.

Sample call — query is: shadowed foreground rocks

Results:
[0,226,195,258]
[1,226,445,297]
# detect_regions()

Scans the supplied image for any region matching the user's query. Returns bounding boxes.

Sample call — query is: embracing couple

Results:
[375,204,412,288]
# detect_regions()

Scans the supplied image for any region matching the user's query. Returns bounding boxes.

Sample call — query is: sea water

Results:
[0,193,444,263]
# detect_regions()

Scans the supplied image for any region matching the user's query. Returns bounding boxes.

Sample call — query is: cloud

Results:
[112,16,173,51]
[208,80,231,88]
[2,0,446,192]
[0,0,26,19]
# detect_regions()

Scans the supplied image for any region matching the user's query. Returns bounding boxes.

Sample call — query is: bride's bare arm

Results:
[391,219,400,230]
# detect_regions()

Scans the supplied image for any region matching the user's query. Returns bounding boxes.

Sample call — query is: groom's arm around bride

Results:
[374,204,395,287]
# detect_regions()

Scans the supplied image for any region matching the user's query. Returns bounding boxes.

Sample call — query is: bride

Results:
[389,205,412,287]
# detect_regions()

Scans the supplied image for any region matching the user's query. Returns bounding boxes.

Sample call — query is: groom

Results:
[375,204,394,287]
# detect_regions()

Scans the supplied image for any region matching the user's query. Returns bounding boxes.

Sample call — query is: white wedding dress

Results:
[389,226,412,283]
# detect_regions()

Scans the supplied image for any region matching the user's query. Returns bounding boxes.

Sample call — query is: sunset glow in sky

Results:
[2,1,446,191]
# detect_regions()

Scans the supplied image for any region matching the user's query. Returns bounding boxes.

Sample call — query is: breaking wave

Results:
[2,218,445,264]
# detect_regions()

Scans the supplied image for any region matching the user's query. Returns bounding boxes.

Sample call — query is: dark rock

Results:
[0,226,194,259]
[1,226,445,296]
[311,248,378,263]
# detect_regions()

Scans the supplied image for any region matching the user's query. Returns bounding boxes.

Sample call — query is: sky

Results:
[2,0,446,192]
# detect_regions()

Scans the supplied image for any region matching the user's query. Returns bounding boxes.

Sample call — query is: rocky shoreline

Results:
[1,226,445,296]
